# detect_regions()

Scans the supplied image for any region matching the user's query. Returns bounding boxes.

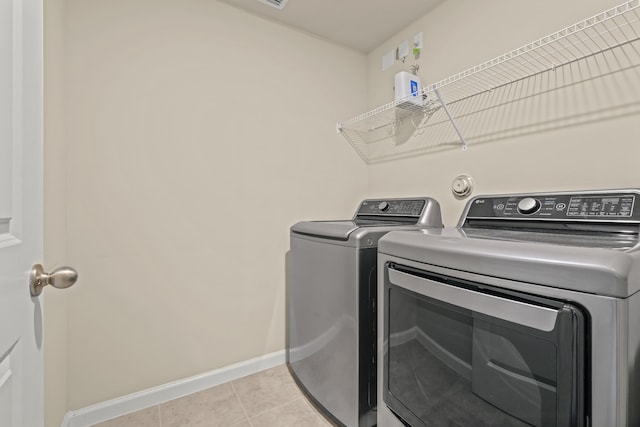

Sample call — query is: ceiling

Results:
[218,0,445,53]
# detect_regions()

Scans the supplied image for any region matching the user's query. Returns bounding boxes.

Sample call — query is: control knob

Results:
[517,197,541,215]
[378,201,390,212]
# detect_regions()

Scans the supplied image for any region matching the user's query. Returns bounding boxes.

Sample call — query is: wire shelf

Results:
[338,0,640,163]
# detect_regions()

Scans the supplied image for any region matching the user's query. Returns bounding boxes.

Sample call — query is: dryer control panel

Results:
[354,197,442,228]
[357,199,426,217]
[465,191,640,221]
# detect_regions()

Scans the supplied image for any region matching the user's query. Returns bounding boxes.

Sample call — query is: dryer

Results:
[377,189,640,427]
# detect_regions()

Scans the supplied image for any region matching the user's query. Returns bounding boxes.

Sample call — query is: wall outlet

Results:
[397,40,409,61]
[414,32,424,50]
[382,50,394,71]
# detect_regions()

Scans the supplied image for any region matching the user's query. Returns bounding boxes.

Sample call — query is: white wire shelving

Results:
[338,0,640,164]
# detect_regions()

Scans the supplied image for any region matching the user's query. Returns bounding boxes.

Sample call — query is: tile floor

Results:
[92,365,336,427]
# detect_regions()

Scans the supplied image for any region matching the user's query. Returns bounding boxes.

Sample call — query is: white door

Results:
[0,0,44,425]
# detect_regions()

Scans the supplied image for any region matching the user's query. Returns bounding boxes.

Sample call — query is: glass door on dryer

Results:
[382,263,588,427]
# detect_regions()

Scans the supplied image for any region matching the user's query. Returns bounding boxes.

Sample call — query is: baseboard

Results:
[61,350,286,427]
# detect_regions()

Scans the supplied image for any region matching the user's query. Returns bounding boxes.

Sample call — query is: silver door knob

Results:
[30,264,78,296]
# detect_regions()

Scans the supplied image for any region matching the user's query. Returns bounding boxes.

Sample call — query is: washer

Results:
[377,189,640,427]
[287,197,442,427]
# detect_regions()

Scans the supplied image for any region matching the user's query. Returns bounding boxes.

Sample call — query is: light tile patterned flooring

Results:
[92,365,336,427]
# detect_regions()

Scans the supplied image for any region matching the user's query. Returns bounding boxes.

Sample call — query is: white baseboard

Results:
[61,350,286,427]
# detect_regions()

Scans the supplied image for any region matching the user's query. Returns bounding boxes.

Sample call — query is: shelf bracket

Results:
[434,88,468,150]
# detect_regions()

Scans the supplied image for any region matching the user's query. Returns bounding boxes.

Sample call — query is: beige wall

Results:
[46,0,640,420]
[366,0,640,224]
[62,0,368,410]
[43,0,69,425]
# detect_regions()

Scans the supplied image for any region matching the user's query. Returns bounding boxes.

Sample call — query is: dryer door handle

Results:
[388,269,558,331]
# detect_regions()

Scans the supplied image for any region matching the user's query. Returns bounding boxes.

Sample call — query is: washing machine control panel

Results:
[357,199,426,217]
[466,191,640,221]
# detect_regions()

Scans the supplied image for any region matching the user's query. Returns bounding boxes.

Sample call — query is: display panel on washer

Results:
[383,263,587,427]
[465,191,639,219]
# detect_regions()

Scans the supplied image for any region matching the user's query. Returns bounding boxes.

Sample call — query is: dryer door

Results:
[382,264,587,427]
